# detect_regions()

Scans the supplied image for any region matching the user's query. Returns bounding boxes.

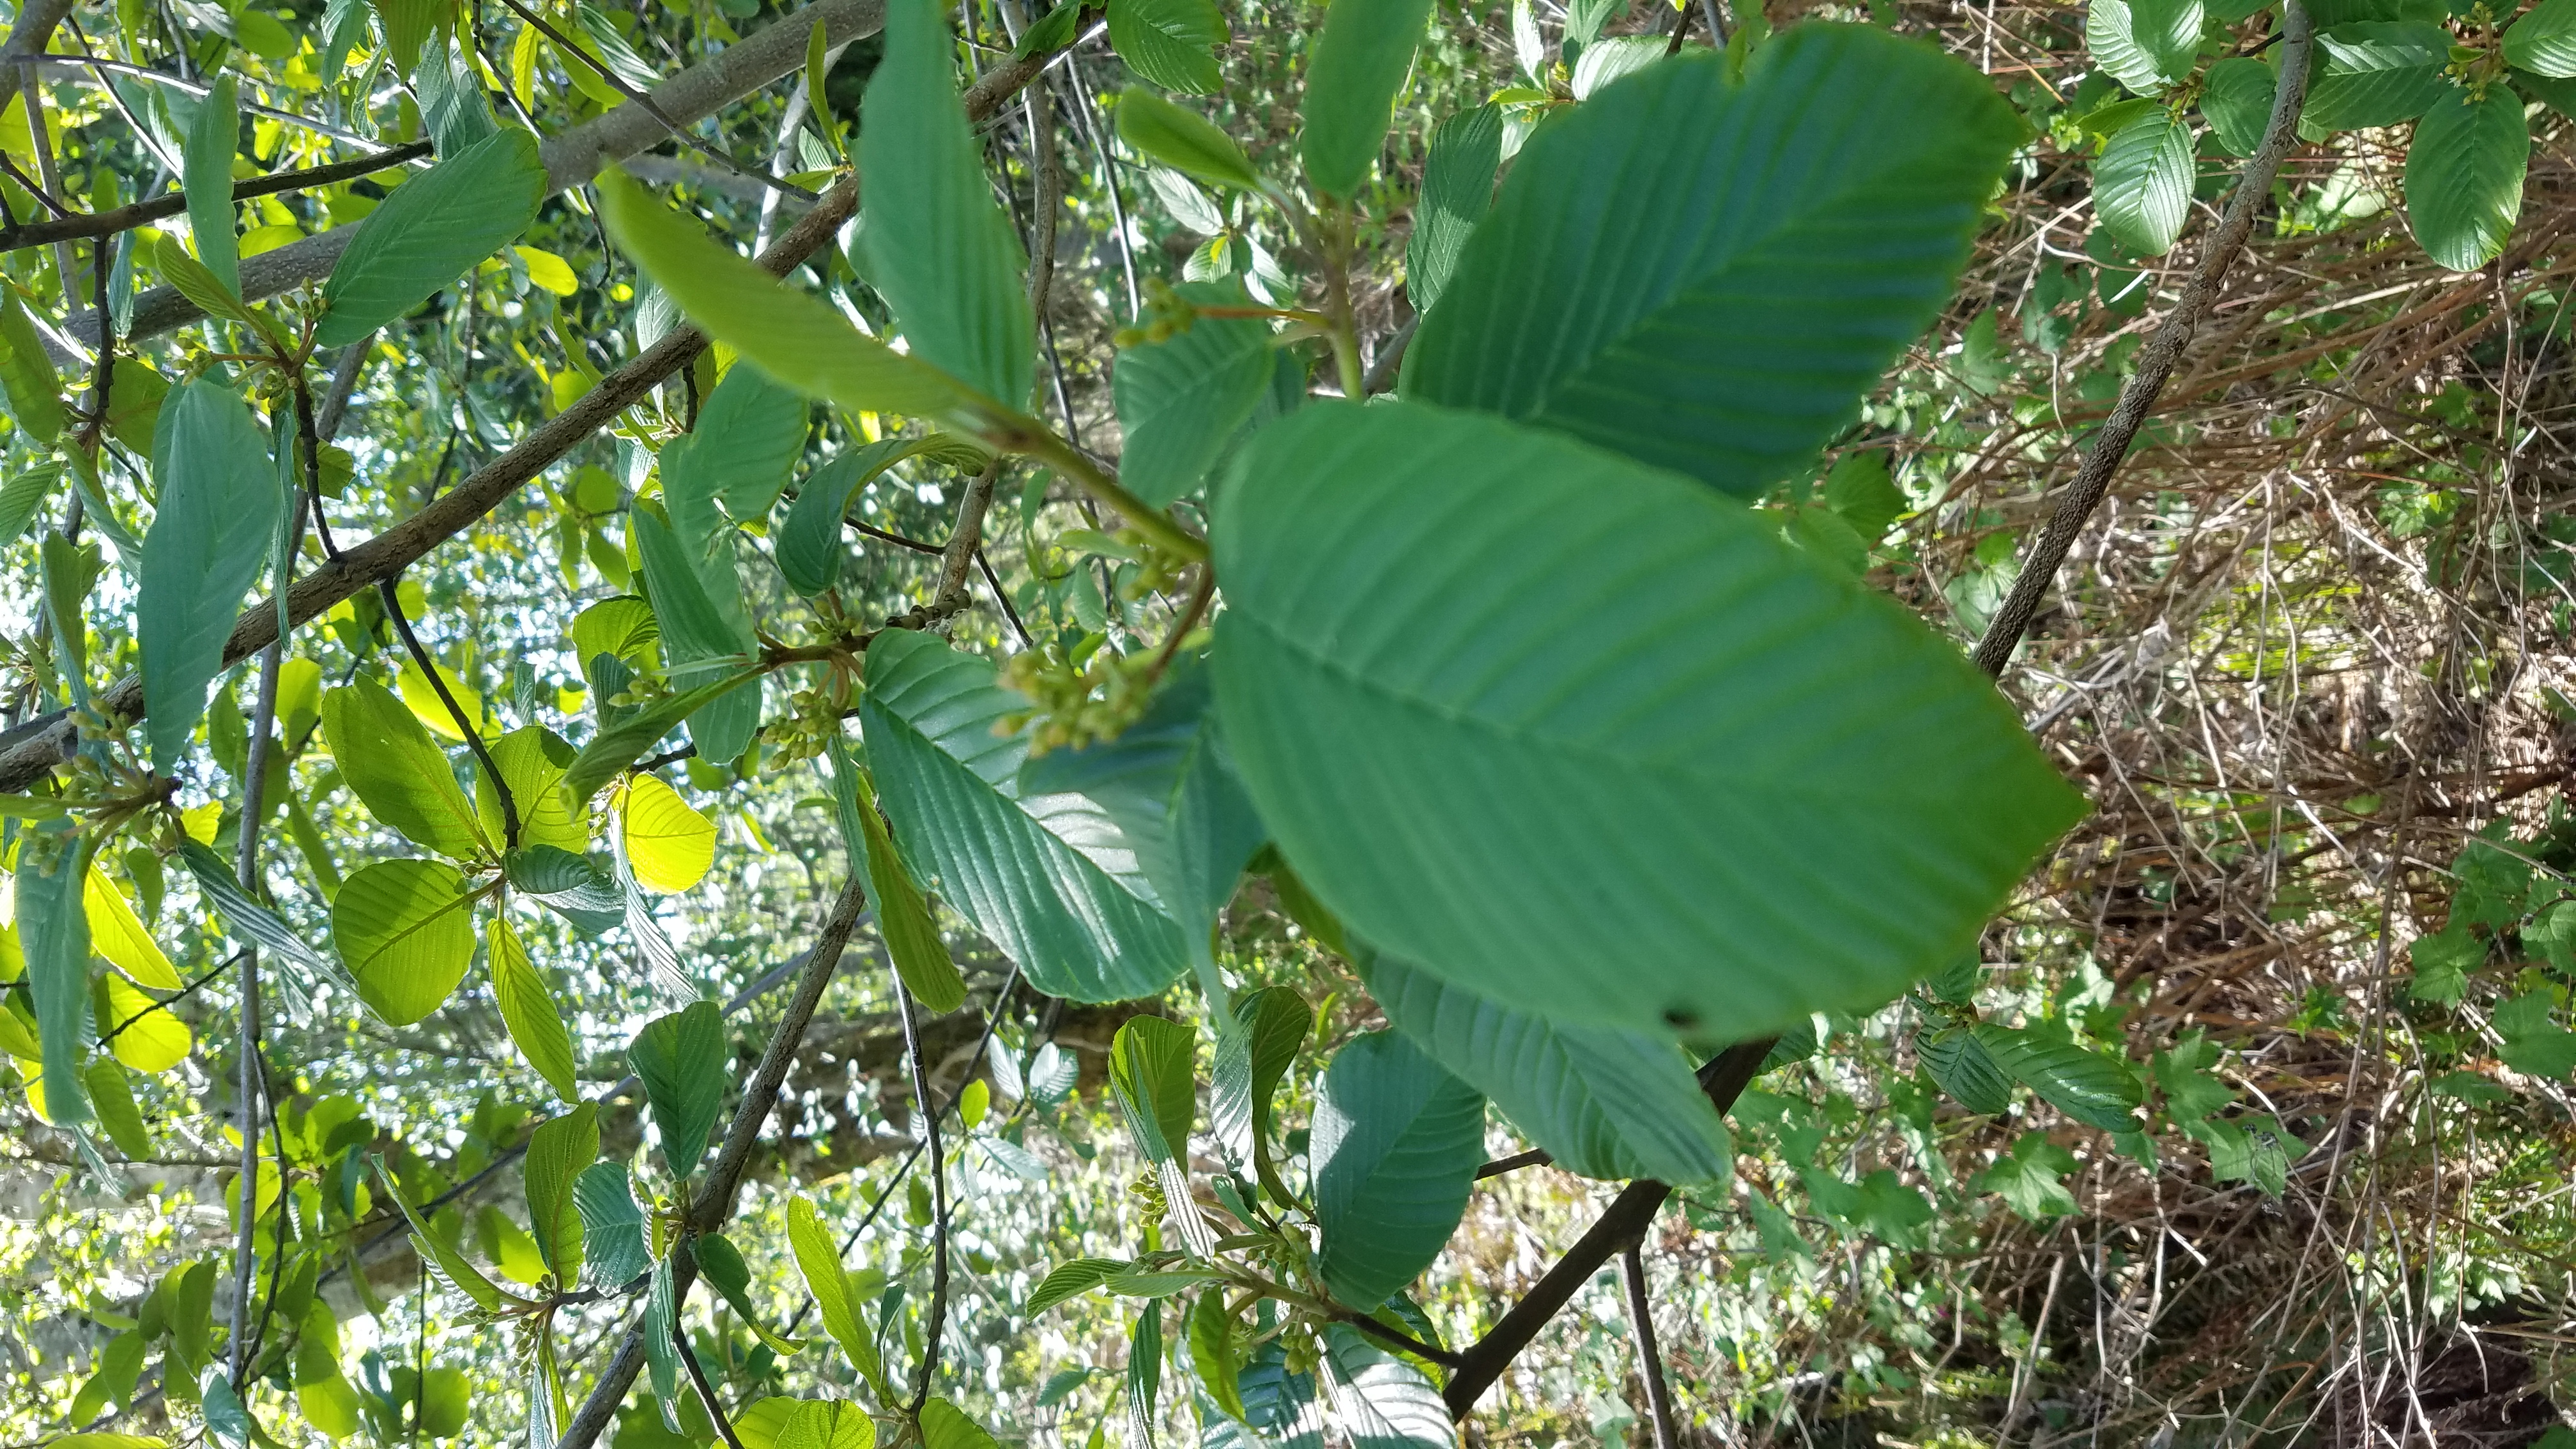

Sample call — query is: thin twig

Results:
[897,976,949,1414]
[673,1322,747,1449]
[0,141,434,252]
[1620,1240,1680,1449]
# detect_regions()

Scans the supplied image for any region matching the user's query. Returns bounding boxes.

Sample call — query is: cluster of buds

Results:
[997,636,1160,756]
[761,685,848,767]
[1128,1168,1168,1218]
[1110,277,1202,349]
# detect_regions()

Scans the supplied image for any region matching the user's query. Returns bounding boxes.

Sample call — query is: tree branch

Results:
[1968,0,2313,679]
[1619,1241,1678,1449]
[0,141,433,253]
[1441,1037,1775,1419]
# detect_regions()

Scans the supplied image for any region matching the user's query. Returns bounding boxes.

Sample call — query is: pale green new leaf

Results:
[843,755,967,1013]
[1110,288,1274,507]
[1212,401,2083,1041]
[1115,88,1264,190]
[1403,27,2021,496]
[2406,85,2526,272]
[489,914,579,1103]
[141,381,280,772]
[917,1402,1000,1449]
[331,858,479,1025]
[319,128,547,346]
[859,0,1034,408]
[374,1156,512,1310]
[1299,0,1436,197]
[630,1000,726,1177]
[788,1194,887,1390]
[595,171,972,421]
[2094,108,2195,257]
[776,1400,873,1449]
[183,74,240,299]
[1312,1032,1485,1310]
[1364,950,1732,1184]
[1107,0,1225,94]
[1406,104,1501,314]
[475,726,588,856]
[860,629,1190,1002]
[320,677,491,860]
[2086,0,2202,93]
[523,1101,598,1284]
[0,289,65,443]
[1027,1257,1129,1314]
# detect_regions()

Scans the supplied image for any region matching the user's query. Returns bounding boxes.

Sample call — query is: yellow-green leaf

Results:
[321,677,492,861]
[331,859,479,1025]
[98,972,192,1073]
[489,914,579,1102]
[86,865,179,988]
[621,775,716,894]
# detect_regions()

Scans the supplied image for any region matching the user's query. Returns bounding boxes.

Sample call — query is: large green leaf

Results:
[141,381,281,773]
[1110,288,1275,507]
[2199,56,2278,156]
[331,857,479,1025]
[1972,1024,2142,1131]
[1107,0,1225,93]
[320,677,491,860]
[859,629,1190,1002]
[1210,985,1311,1202]
[667,362,809,521]
[630,1000,726,1178]
[1108,1015,1197,1164]
[0,293,63,445]
[595,171,972,420]
[1402,27,2019,496]
[523,1101,597,1284]
[788,1193,886,1390]
[631,505,760,766]
[836,749,967,1013]
[1016,654,1265,959]
[489,913,579,1102]
[1317,1327,1450,1449]
[2405,84,2526,272]
[2507,0,2576,77]
[1116,88,1266,190]
[573,1162,650,1289]
[183,74,241,299]
[2304,22,2450,131]
[473,727,588,857]
[1364,949,1731,1185]
[2094,108,2195,257]
[17,825,93,1127]
[1920,1027,2012,1115]
[1406,104,1501,314]
[859,0,1034,408]
[1299,0,1436,197]
[1211,400,2083,1042]
[2085,0,2201,93]
[318,127,546,346]
[560,668,760,806]
[1313,1032,1483,1310]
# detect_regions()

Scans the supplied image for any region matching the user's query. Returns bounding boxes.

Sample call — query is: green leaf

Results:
[183,73,240,300]
[1822,450,1906,543]
[1189,1289,1246,1423]
[152,233,273,341]
[2496,990,2576,1077]
[177,839,334,980]
[523,1101,597,1284]
[1317,1325,1450,1449]
[141,381,282,772]
[595,170,973,421]
[859,0,1034,408]
[1015,0,1082,56]
[861,629,1190,1002]
[331,858,479,1025]
[788,1194,886,1392]
[2085,0,2202,93]
[374,1156,512,1310]
[843,755,967,1013]
[1212,400,2083,1042]
[1108,0,1225,93]
[777,437,982,594]
[2152,1032,2234,1122]
[1972,1024,2142,1131]
[1298,0,1436,197]
[1570,33,1668,98]
[560,668,762,806]
[475,726,588,855]
[489,914,579,1102]
[1404,27,2020,496]
[622,774,716,894]
[85,1057,151,1158]
[632,503,755,671]
[1016,654,1266,956]
[318,127,547,346]
[1977,1130,2080,1219]
[1363,949,1731,1184]
[1127,1305,1165,1443]
[2406,84,2526,272]
[1108,1014,1197,1164]
[2199,56,2278,156]
[0,462,57,548]
[2304,22,2451,130]
[917,1401,1000,1449]
[643,1254,681,1422]
[321,676,491,860]
[1312,1031,1485,1310]
[1116,88,1265,190]
[2094,108,2195,258]
[1027,1257,1130,1314]
[630,1000,726,1178]
[0,289,65,444]
[1209,983,1310,1201]
[2513,0,2576,79]
[573,1162,650,1288]
[669,361,810,528]
[1406,104,1501,315]
[1110,288,1276,507]
[776,1399,873,1449]
[1920,1026,2011,1114]
[693,1233,804,1353]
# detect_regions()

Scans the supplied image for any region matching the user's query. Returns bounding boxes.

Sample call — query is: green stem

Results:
[1012,426,1210,565]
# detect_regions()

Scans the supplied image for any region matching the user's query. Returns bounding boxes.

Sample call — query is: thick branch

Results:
[1441,1037,1774,1418]
[1968,0,2313,679]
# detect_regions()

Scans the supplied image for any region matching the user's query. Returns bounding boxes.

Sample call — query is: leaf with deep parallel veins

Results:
[522,1101,597,1283]
[630,1000,726,1177]
[1110,286,1276,508]
[141,381,281,774]
[2304,22,2451,130]
[1213,400,2083,1043]
[321,677,491,861]
[331,858,479,1025]
[318,127,547,346]
[2086,0,2201,93]
[1312,1031,1485,1310]
[2406,84,2527,272]
[1403,26,2020,496]
[1407,104,1502,314]
[1108,0,1226,93]
[2094,108,2195,257]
